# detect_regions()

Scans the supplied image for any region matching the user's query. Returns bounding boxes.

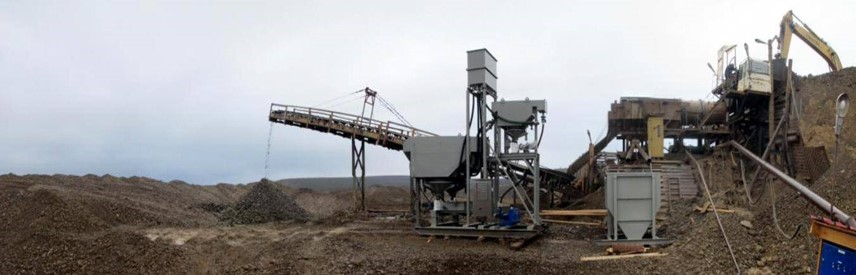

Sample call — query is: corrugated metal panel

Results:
[793,146,830,182]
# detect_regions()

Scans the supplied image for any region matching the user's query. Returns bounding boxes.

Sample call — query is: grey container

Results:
[467,49,498,93]
[467,68,497,93]
[605,172,661,241]
[491,99,547,127]
[466,48,497,76]
[403,136,478,178]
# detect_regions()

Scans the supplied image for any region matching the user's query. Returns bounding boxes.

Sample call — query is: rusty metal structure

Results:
[567,56,828,186]
[269,99,437,210]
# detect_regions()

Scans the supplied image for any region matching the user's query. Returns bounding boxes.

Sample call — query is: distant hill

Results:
[275,175,410,191]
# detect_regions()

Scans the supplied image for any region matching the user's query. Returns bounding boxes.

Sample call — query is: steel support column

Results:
[351,138,366,211]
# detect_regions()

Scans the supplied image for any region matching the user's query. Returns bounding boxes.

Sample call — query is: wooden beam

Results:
[540,209,608,216]
[694,205,735,213]
[810,220,856,250]
[366,209,410,213]
[542,219,601,226]
[580,252,668,262]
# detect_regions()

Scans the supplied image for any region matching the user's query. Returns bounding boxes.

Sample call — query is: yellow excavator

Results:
[714,10,843,96]
[777,10,843,72]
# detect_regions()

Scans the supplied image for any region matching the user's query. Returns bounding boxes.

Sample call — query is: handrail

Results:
[269,103,438,137]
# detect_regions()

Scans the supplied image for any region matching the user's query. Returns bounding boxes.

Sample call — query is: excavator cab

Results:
[736,58,772,95]
[711,44,771,97]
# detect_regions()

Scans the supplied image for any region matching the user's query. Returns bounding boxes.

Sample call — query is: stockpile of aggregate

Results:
[222,179,310,224]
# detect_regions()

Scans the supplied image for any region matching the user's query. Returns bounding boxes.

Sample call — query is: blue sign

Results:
[819,241,856,275]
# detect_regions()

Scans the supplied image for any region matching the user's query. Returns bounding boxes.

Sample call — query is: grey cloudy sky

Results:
[2,1,854,184]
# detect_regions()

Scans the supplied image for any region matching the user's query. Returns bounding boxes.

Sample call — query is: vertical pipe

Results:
[768,40,775,147]
[782,59,794,175]
[533,122,541,225]
[493,96,502,221]
[465,88,471,226]
[480,90,489,178]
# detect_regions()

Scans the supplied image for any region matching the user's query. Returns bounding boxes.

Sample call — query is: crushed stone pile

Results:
[222,179,310,224]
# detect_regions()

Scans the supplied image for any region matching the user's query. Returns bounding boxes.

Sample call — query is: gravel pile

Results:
[222,179,310,224]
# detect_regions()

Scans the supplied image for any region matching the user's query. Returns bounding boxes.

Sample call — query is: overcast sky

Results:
[2,1,854,184]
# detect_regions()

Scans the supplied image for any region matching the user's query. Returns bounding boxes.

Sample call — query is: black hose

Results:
[769,177,802,239]
[457,93,478,177]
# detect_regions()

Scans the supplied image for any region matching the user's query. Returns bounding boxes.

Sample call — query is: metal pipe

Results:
[725,141,856,228]
[465,88,471,226]
[533,122,542,225]
[768,39,775,140]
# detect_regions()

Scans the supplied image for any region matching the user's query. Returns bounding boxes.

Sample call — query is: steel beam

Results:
[351,138,366,211]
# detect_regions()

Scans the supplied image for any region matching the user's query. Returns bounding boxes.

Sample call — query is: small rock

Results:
[740,220,754,229]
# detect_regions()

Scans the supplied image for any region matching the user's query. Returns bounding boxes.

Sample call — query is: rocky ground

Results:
[0,174,606,274]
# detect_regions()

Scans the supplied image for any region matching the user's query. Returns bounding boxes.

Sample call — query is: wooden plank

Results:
[540,209,608,216]
[810,220,856,250]
[694,205,735,213]
[542,219,601,226]
[367,209,410,213]
[580,252,668,262]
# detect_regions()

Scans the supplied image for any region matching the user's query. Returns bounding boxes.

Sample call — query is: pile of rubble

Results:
[221,179,310,224]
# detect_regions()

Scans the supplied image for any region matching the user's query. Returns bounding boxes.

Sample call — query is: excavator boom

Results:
[778,10,843,71]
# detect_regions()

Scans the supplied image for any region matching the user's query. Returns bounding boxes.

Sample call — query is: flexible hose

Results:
[769,177,802,239]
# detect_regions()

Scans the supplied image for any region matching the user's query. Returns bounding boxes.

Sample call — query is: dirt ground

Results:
[0,174,606,274]
[2,68,855,274]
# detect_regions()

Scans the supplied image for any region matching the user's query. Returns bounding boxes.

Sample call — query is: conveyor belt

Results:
[269,103,437,150]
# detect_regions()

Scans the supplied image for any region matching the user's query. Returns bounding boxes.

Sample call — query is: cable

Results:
[769,177,802,239]
[687,151,741,274]
[595,122,608,142]
[328,96,364,109]
[457,94,477,177]
[739,160,764,205]
[376,95,413,127]
[312,90,362,108]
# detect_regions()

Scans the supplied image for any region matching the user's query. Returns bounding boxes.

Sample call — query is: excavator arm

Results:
[778,10,843,72]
